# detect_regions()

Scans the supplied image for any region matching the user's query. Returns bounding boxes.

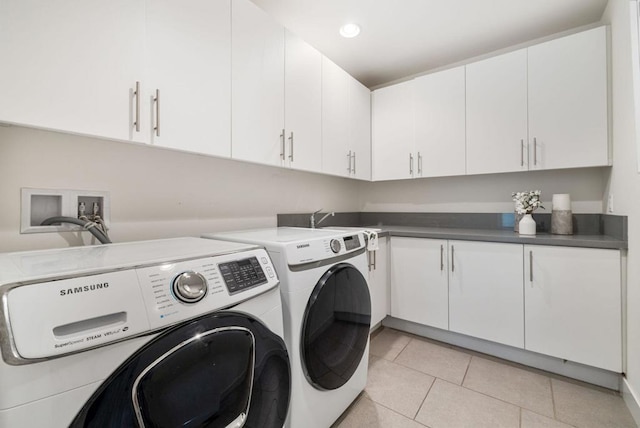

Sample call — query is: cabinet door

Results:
[284,31,322,173]
[372,80,415,181]
[321,57,351,177]
[390,237,448,330]
[145,0,231,157]
[0,0,145,142]
[528,26,609,170]
[466,49,528,175]
[231,0,285,167]
[449,241,524,348]
[414,66,466,177]
[350,78,372,181]
[369,236,389,329]
[524,246,621,371]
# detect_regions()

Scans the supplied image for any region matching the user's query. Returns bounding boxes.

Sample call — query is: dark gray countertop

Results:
[369,225,627,250]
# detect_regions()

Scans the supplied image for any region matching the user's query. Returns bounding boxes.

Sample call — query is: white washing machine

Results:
[0,237,291,427]
[202,227,371,428]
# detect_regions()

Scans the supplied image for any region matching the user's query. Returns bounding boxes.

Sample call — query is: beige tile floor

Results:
[334,328,638,428]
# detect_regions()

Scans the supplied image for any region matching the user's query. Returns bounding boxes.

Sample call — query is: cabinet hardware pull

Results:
[451,245,455,272]
[529,250,533,283]
[533,138,537,166]
[288,132,294,161]
[373,250,376,270]
[347,151,352,173]
[353,152,356,174]
[409,153,414,175]
[153,89,160,137]
[440,244,444,271]
[280,129,285,160]
[520,139,524,166]
[133,81,140,132]
[418,152,423,175]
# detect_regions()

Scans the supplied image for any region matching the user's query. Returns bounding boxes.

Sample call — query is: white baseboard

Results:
[623,379,640,426]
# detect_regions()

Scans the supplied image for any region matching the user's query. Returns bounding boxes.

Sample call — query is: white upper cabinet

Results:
[372,80,415,181]
[528,26,609,170]
[524,245,621,372]
[231,0,285,166]
[322,57,372,180]
[322,57,351,177]
[414,66,466,177]
[145,0,231,157]
[284,31,322,173]
[466,49,528,175]
[350,78,372,180]
[0,0,146,142]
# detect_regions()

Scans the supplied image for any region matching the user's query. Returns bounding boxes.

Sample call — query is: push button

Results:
[261,257,268,264]
[266,267,274,278]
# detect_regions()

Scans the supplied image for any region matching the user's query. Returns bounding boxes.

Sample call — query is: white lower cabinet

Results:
[524,245,622,372]
[390,237,449,330]
[390,237,623,372]
[368,236,389,329]
[448,240,524,348]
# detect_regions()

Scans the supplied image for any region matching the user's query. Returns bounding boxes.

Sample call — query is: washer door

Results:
[301,262,371,390]
[70,312,290,428]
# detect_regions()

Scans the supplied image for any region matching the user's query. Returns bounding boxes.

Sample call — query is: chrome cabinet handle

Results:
[353,152,356,174]
[417,152,423,175]
[451,245,455,272]
[288,132,294,161]
[409,153,414,175]
[153,89,160,137]
[347,151,352,173]
[533,137,537,166]
[133,81,140,132]
[280,129,285,160]
[529,250,533,283]
[440,244,444,271]
[520,139,524,167]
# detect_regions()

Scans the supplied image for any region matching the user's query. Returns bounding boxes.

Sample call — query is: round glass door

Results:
[70,312,290,428]
[301,263,371,390]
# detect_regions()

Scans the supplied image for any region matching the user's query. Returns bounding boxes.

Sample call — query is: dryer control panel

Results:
[284,232,366,266]
[4,248,279,363]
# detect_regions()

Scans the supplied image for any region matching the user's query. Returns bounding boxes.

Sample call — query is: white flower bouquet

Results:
[512,190,544,214]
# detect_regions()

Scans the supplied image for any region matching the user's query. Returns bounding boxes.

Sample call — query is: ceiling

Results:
[250,0,609,88]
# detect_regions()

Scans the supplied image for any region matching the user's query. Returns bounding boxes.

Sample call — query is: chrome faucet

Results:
[310,209,334,228]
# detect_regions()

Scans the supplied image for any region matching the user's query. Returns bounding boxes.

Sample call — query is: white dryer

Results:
[0,237,291,427]
[202,227,371,428]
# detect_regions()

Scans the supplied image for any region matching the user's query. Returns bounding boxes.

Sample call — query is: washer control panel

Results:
[5,247,279,361]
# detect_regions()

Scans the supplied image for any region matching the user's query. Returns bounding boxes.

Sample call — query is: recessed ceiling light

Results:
[339,23,361,38]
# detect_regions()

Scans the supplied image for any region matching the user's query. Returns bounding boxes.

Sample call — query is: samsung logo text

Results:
[60,282,109,296]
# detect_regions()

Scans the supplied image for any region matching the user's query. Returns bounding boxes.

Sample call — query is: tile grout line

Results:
[460,354,473,385]
[550,377,557,420]
[364,396,431,427]
[392,336,413,362]
[519,406,522,428]
[412,376,437,421]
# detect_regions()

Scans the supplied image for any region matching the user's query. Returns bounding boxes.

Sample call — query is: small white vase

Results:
[519,214,536,236]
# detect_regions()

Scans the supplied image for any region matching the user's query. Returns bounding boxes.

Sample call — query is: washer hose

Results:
[40,216,112,244]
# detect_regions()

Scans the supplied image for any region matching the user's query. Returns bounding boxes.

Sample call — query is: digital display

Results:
[218,257,267,295]
[343,235,361,251]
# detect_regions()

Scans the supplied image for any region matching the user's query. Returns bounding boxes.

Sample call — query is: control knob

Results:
[330,239,342,254]
[173,271,207,303]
